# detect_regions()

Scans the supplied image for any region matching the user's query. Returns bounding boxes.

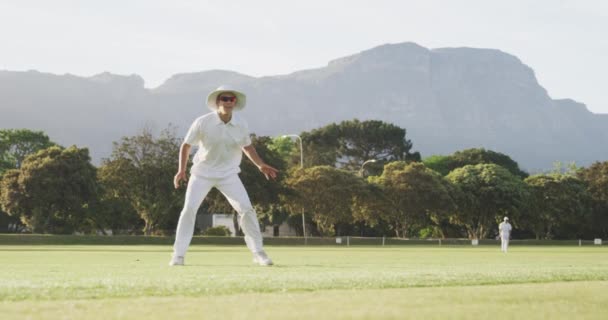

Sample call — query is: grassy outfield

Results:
[1,245,607,319]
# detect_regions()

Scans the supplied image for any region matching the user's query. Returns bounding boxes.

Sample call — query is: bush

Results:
[203,226,232,236]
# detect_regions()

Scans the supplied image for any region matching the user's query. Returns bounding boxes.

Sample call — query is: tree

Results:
[551,161,580,176]
[578,161,608,238]
[91,185,143,235]
[98,127,183,235]
[238,135,287,211]
[0,146,98,233]
[446,164,529,239]
[284,166,369,236]
[524,174,590,239]
[368,162,456,238]
[0,209,21,233]
[301,124,341,167]
[0,129,56,174]
[241,135,289,225]
[337,119,420,169]
[423,155,454,176]
[268,136,299,169]
[350,181,387,229]
[425,148,528,178]
[300,119,420,170]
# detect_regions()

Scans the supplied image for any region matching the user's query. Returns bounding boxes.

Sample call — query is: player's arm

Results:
[174,143,191,189]
[242,144,278,180]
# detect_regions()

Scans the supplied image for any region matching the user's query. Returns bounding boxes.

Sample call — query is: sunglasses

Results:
[219,96,236,102]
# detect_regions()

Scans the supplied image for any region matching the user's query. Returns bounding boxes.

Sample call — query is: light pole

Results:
[359,159,377,177]
[282,134,307,244]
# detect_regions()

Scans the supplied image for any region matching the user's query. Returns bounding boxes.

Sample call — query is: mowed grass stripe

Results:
[0,246,607,302]
[2,281,608,320]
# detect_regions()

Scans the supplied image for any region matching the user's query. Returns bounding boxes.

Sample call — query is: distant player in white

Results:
[499,217,512,252]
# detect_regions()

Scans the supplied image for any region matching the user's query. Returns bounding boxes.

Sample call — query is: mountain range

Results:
[1,42,606,171]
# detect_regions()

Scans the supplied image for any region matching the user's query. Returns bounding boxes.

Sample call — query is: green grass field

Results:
[1,245,607,319]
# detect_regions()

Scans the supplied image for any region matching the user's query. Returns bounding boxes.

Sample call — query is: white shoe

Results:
[252,251,273,266]
[169,255,184,266]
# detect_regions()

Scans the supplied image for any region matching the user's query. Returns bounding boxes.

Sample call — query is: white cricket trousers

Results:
[173,174,264,257]
[501,237,509,252]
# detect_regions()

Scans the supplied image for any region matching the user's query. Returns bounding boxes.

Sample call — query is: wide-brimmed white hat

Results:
[206,85,247,111]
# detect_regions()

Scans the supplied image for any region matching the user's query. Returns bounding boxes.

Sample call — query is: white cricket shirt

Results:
[183,111,252,178]
[499,222,512,238]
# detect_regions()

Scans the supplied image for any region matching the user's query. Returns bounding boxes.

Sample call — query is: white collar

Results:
[213,111,239,126]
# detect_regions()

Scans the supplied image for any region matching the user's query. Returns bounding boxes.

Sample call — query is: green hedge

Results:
[0,234,601,246]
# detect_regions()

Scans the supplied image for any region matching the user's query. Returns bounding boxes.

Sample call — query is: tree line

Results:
[0,120,607,239]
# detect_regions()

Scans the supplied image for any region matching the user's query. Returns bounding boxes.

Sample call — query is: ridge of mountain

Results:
[1,42,606,171]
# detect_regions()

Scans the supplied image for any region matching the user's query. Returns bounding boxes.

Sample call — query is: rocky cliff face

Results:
[1,42,606,171]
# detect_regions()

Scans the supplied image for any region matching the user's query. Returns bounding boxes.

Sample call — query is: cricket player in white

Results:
[499,217,512,252]
[170,85,278,266]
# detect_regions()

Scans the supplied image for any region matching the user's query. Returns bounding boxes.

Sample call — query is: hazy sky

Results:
[1,0,607,113]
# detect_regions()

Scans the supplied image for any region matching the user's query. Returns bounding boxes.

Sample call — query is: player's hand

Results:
[259,163,279,180]
[174,171,188,189]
